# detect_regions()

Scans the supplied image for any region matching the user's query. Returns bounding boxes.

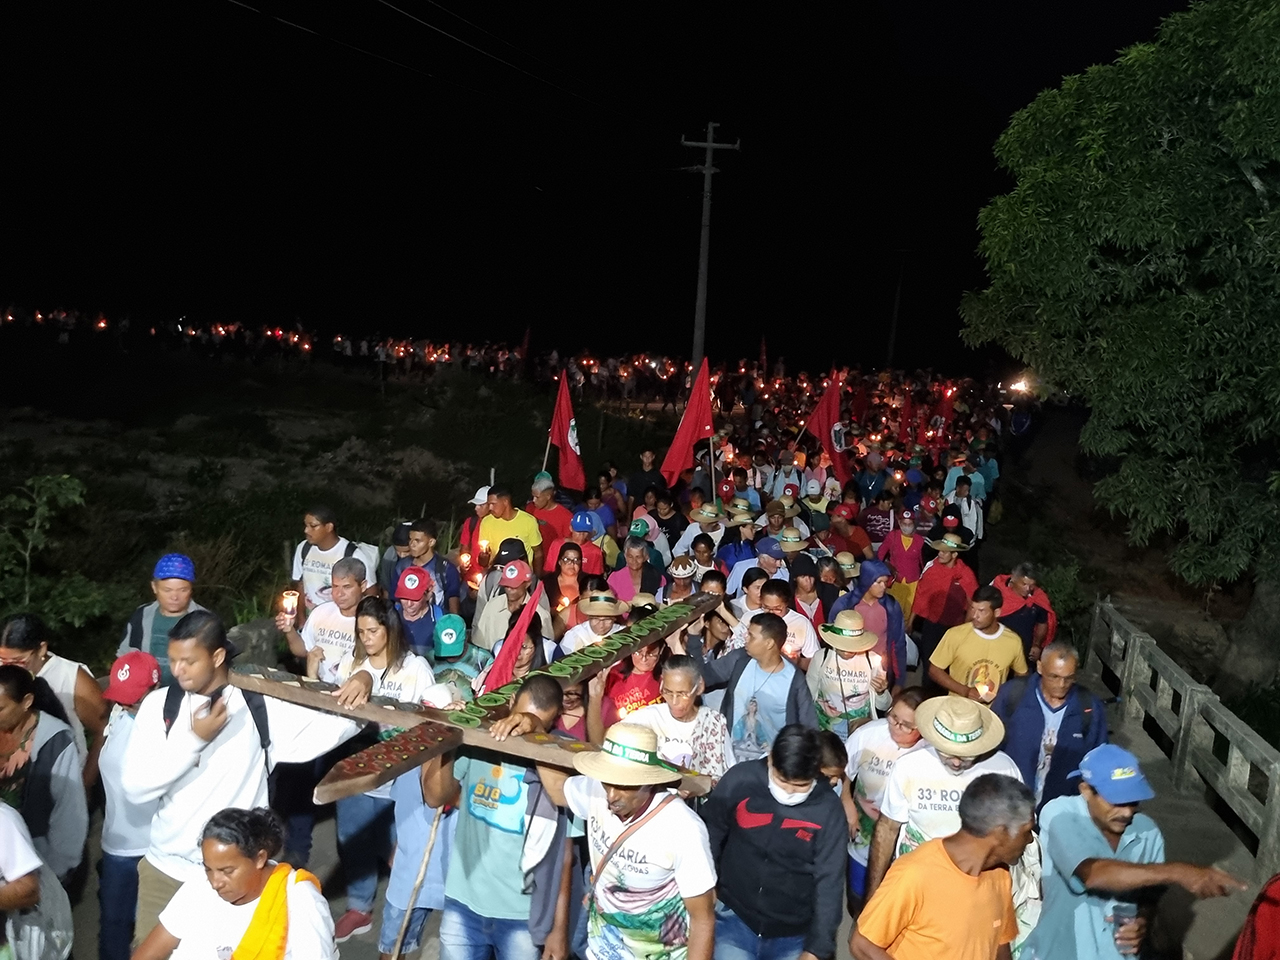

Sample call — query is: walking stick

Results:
[390,805,446,959]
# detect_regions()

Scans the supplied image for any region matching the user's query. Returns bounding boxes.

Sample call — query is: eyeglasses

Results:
[887,714,917,733]
[660,687,694,700]
[0,653,36,668]
[633,648,660,661]
[561,557,582,566]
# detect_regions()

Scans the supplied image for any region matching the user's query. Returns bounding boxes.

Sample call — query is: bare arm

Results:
[533,764,571,808]
[585,673,606,745]
[865,815,902,900]
[75,667,109,788]
[683,889,716,960]
[131,921,181,960]
[1075,859,1245,898]
[928,663,981,700]
[997,944,1013,960]
[0,871,38,911]
[274,611,308,658]
[420,753,461,809]
[840,777,859,840]
[543,837,575,960]
[849,929,894,960]
[1030,621,1048,661]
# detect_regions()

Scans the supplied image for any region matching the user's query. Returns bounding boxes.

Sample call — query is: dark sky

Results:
[3,0,1188,370]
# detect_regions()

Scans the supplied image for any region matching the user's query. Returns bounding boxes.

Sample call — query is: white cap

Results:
[468,485,491,506]
[805,479,821,496]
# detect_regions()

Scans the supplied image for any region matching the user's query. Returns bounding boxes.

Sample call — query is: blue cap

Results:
[433,614,467,658]
[571,510,595,533]
[153,553,195,582]
[756,537,786,560]
[905,468,925,485]
[1072,744,1155,805]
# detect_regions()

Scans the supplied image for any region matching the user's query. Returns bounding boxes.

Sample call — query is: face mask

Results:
[767,772,815,806]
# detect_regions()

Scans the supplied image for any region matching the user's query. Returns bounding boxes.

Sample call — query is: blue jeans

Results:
[335,793,395,913]
[98,852,141,960]
[378,902,432,955]
[713,901,807,960]
[439,898,540,960]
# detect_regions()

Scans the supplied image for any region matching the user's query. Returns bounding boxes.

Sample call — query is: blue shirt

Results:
[730,660,793,762]
[1021,794,1165,960]
[943,466,987,500]
[445,755,533,921]
[387,770,457,910]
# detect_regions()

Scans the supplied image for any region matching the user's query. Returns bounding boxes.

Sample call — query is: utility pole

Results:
[682,122,740,378]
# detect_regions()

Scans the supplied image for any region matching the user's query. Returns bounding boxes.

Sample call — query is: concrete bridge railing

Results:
[1086,599,1280,880]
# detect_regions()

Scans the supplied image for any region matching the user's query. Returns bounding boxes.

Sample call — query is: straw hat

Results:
[776,494,802,518]
[818,609,878,653]
[926,532,970,552]
[835,551,861,577]
[667,555,698,579]
[915,697,1005,758]
[629,593,659,614]
[573,723,683,785]
[689,504,722,524]
[724,498,756,527]
[578,590,631,618]
[777,527,808,554]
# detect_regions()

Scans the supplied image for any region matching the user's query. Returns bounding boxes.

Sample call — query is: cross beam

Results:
[228,592,724,802]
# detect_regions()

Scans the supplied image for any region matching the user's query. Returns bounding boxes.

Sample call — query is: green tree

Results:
[961,0,1280,686]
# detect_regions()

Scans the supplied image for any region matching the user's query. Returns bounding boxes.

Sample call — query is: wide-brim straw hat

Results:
[834,551,861,577]
[690,504,722,524]
[776,495,802,518]
[629,593,659,614]
[818,609,878,653]
[578,590,631,617]
[777,527,808,553]
[927,532,970,552]
[724,498,756,526]
[916,697,1005,758]
[573,723,683,785]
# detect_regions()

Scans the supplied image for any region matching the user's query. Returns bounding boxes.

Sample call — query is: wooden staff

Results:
[390,804,445,959]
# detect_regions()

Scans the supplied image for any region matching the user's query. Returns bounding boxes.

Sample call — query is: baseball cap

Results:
[779,450,795,465]
[805,479,821,496]
[395,565,432,602]
[717,479,735,502]
[756,537,786,560]
[434,614,467,658]
[899,509,915,523]
[493,538,527,567]
[391,521,412,547]
[921,497,939,513]
[498,560,533,587]
[468,485,491,505]
[153,553,195,582]
[1072,744,1155,805]
[103,651,161,705]
[571,510,596,533]
[833,504,856,522]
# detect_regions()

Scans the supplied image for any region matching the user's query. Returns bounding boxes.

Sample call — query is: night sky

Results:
[3,1,1188,370]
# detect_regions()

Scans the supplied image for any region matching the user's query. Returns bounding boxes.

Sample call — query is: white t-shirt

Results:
[160,867,338,960]
[559,620,622,655]
[337,652,437,799]
[725,559,789,597]
[563,777,717,960]
[808,649,888,740]
[843,719,922,865]
[880,745,1023,855]
[780,609,820,662]
[624,703,735,782]
[99,706,158,856]
[1034,689,1068,803]
[299,601,358,684]
[291,537,378,609]
[0,803,42,884]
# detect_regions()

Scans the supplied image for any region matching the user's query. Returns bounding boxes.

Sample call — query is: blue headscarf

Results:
[854,558,891,597]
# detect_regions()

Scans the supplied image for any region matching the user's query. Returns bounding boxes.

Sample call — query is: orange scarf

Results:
[232,863,321,960]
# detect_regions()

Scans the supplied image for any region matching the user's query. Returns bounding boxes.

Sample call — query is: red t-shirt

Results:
[602,668,662,726]
[542,538,605,576]
[527,502,574,542]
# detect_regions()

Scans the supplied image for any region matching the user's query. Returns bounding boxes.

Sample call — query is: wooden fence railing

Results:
[1086,599,1280,879]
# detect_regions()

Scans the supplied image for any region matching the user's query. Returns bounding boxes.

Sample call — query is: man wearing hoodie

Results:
[702,725,846,960]
[829,560,909,693]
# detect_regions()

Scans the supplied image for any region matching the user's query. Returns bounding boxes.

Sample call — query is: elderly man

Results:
[864,697,1022,898]
[479,484,544,570]
[559,590,629,654]
[1023,745,1246,960]
[725,535,790,596]
[991,639,1108,810]
[528,474,574,543]
[851,774,1034,960]
[472,560,554,651]
[992,561,1058,661]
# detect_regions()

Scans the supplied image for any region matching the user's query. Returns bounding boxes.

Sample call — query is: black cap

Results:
[493,538,526,567]
[391,521,412,547]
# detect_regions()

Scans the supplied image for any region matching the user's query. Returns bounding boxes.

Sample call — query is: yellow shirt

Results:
[857,839,1017,960]
[929,622,1028,699]
[478,510,542,564]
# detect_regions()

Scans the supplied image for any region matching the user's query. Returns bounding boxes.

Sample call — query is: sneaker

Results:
[334,909,374,942]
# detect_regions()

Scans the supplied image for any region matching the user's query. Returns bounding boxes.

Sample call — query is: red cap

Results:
[833,504,856,522]
[899,508,915,522]
[782,482,800,499]
[717,479,735,501]
[498,560,533,587]
[942,515,960,528]
[103,651,161,706]
[395,565,432,602]
[921,497,938,513]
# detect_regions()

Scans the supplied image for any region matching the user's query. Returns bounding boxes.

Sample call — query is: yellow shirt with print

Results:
[929,622,1027,698]
[478,510,543,564]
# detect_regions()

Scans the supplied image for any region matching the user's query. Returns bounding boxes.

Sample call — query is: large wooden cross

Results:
[228,592,723,802]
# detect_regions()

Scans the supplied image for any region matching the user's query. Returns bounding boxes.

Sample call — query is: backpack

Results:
[1001,675,1094,740]
[300,540,359,563]
[162,682,272,794]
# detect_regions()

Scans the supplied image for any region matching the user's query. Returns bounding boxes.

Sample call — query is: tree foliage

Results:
[962,0,1280,586]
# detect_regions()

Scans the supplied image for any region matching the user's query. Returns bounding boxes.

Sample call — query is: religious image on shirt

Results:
[966,659,1003,701]
[590,870,687,960]
[731,697,778,762]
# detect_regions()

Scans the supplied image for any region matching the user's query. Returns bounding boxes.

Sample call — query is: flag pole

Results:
[542,434,552,472]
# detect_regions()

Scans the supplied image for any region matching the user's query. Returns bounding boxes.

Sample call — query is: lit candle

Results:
[281,590,299,618]
[459,552,471,568]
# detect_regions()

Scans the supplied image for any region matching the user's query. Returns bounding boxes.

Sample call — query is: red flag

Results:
[898,392,913,445]
[806,375,852,485]
[661,359,715,489]
[550,376,586,491]
[482,581,545,693]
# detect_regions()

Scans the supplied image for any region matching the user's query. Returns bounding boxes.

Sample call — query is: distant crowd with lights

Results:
[0,303,1266,960]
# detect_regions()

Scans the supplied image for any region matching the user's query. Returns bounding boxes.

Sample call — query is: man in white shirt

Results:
[277,557,365,685]
[864,696,1022,899]
[539,722,717,960]
[759,580,819,671]
[559,592,629,654]
[289,506,378,614]
[672,504,727,557]
[725,537,790,597]
[122,610,367,947]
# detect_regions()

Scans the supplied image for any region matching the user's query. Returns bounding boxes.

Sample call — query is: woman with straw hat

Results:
[657,555,698,605]
[545,723,717,960]
[807,610,891,740]
[559,591,629,655]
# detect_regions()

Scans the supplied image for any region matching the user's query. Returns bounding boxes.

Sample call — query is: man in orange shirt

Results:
[850,773,1033,960]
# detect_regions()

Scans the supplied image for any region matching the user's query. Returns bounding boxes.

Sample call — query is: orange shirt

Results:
[856,839,1017,960]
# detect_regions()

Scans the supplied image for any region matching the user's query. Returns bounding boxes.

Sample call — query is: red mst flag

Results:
[806,374,852,485]
[482,581,545,693]
[550,375,586,491]
[661,359,715,489]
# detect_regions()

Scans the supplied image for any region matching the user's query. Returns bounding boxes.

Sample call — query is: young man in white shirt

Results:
[122,610,368,947]
[289,505,378,614]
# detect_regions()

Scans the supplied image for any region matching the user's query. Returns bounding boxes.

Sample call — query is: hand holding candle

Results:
[282,590,299,618]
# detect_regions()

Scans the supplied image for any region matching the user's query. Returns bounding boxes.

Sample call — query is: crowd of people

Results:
[0,363,1269,960]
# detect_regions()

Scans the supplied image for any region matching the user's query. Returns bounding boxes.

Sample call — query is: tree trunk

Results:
[1216,579,1280,697]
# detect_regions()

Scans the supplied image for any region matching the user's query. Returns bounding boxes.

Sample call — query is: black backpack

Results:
[1000,675,1094,740]
[162,682,271,774]
[300,540,359,563]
